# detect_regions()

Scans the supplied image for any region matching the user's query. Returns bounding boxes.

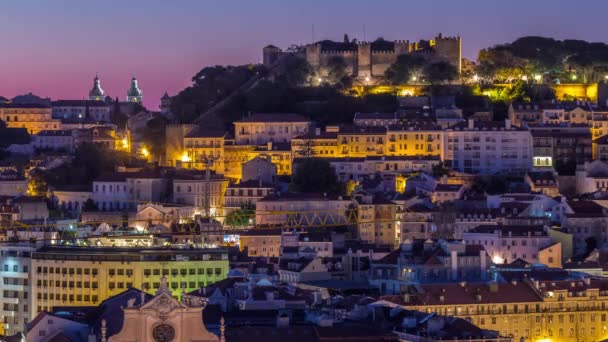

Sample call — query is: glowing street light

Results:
[141,147,149,158]
[534,74,542,82]
[181,152,191,163]
[572,74,578,81]
[521,75,528,81]
[411,76,417,82]
[364,76,370,83]
[472,74,479,82]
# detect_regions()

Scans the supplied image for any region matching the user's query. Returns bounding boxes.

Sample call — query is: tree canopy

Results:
[384,54,427,85]
[291,158,344,195]
[477,36,608,82]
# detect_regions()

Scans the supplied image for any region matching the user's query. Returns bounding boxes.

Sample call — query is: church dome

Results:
[89,75,104,97]
[127,77,143,97]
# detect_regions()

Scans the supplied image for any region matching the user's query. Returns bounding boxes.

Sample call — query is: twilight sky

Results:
[2,0,607,109]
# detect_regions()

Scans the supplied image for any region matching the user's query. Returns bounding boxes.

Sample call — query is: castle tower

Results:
[262,45,282,67]
[432,33,462,75]
[160,91,171,114]
[357,42,372,79]
[126,76,143,103]
[89,74,104,101]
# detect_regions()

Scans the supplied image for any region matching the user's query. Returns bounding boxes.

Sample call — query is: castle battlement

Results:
[320,50,357,54]
[298,33,461,79]
[372,50,397,54]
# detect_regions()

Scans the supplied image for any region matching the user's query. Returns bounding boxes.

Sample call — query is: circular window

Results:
[152,323,175,342]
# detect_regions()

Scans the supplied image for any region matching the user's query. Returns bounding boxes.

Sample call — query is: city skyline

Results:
[2,0,608,108]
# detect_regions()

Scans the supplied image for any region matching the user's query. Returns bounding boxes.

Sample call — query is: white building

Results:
[91,170,168,211]
[0,243,36,336]
[32,130,74,152]
[224,180,274,215]
[51,100,111,122]
[463,224,555,265]
[324,155,440,182]
[575,160,608,195]
[0,171,27,196]
[53,187,92,213]
[172,171,228,217]
[234,113,312,145]
[442,119,532,174]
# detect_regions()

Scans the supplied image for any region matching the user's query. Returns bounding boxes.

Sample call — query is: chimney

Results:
[505,119,511,130]
[468,119,474,129]
[315,127,321,136]
[450,250,458,281]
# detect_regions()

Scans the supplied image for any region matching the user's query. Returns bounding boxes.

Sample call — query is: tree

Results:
[224,203,255,227]
[292,158,344,195]
[279,55,312,87]
[424,61,458,85]
[384,54,426,85]
[327,56,350,87]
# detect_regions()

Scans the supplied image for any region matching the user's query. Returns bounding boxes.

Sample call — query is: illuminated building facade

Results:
[386,278,608,342]
[233,113,312,145]
[0,243,35,336]
[0,103,60,134]
[29,246,229,320]
[443,119,532,174]
[386,123,443,157]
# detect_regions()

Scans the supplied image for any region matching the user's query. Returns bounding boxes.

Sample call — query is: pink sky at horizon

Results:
[2,0,608,110]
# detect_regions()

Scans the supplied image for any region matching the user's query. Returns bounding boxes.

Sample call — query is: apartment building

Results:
[234,113,312,145]
[0,103,61,134]
[29,246,229,320]
[385,277,608,342]
[0,243,35,336]
[386,122,443,157]
[443,119,532,174]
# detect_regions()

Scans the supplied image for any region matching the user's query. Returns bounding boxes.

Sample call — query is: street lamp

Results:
[411,76,417,82]
[364,76,370,83]
[534,74,542,82]
[521,75,528,82]
[472,74,479,82]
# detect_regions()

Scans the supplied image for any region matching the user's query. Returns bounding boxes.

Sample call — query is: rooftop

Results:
[236,113,310,123]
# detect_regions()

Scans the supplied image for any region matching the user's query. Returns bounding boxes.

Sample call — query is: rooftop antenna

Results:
[363,24,366,42]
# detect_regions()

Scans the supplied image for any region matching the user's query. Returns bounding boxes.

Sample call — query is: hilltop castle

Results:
[264,33,461,82]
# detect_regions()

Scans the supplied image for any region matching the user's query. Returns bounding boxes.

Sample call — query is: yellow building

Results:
[338,126,386,157]
[353,191,398,247]
[237,228,282,257]
[0,104,61,134]
[248,142,293,176]
[30,246,229,320]
[386,123,443,157]
[384,278,608,342]
[223,143,256,181]
[291,130,338,158]
[182,129,226,174]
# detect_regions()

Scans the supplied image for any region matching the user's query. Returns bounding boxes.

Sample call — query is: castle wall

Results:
[371,51,399,77]
[317,51,358,78]
[165,124,197,167]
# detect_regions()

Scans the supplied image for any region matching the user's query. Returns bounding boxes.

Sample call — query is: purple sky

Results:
[2,0,607,109]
